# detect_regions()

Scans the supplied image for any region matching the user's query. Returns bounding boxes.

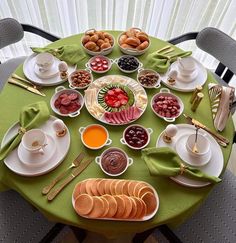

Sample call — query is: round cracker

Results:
[97,179,106,195]
[110,179,119,195]
[104,179,112,195]
[122,180,130,195]
[85,179,95,195]
[133,182,149,197]
[102,194,117,218]
[90,178,102,196]
[99,196,110,218]
[87,196,105,218]
[115,179,125,195]
[113,195,126,218]
[79,181,87,194]
[132,197,144,219]
[118,195,133,219]
[74,194,94,216]
[73,182,82,200]
[138,186,154,198]
[128,197,138,219]
[141,192,157,215]
[127,181,138,196]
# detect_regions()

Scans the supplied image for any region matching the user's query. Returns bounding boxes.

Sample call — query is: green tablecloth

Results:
[0,31,234,238]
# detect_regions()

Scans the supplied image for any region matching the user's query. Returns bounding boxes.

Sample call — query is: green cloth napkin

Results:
[144,51,192,73]
[31,44,87,66]
[0,101,50,161]
[142,147,221,183]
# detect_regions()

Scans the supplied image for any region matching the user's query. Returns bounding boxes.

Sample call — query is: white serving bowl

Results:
[85,55,113,74]
[115,55,142,74]
[137,68,161,89]
[68,69,93,90]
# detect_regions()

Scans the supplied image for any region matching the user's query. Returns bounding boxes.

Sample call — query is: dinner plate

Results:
[1,116,70,176]
[84,75,148,125]
[156,124,223,187]
[160,57,207,92]
[23,53,76,86]
[72,178,159,221]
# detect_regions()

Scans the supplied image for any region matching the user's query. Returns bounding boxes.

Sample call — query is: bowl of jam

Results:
[95,147,133,176]
[120,124,153,150]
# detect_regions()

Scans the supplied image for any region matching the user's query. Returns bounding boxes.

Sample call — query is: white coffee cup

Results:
[186,133,210,157]
[35,53,54,72]
[177,57,196,77]
[22,129,47,154]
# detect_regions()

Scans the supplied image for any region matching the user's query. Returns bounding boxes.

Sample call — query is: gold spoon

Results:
[192,127,199,153]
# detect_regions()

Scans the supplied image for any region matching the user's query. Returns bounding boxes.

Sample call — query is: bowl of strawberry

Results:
[50,86,84,117]
[86,55,112,73]
[151,88,184,122]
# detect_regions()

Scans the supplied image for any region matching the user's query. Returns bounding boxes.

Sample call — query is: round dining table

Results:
[0,31,235,238]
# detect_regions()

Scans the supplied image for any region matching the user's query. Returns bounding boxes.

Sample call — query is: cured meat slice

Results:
[133,106,141,119]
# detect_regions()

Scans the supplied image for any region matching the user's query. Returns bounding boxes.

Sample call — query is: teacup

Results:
[22,129,47,154]
[177,57,196,77]
[186,133,210,157]
[35,53,54,73]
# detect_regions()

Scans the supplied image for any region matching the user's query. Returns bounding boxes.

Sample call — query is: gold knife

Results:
[183,114,229,145]
[8,78,46,97]
[47,158,93,201]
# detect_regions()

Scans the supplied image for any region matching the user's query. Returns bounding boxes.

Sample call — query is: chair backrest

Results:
[196,27,236,78]
[0,18,24,49]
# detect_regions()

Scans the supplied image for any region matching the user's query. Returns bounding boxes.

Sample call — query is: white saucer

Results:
[34,62,59,79]
[17,134,56,166]
[156,124,223,188]
[175,134,211,167]
[1,116,70,176]
[177,68,198,83]
[23,53,76,86]
[160,56,207,92]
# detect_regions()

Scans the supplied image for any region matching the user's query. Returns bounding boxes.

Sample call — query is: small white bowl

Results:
[151,88,184,122]
[137,68,161,89]
[120,124,153,150]
[95,147,133,177]
[115,55,142,73]
[50,86,84,117]
[68,69,93,90]
[81,29,115,56]
[78,124,112,150]
[86,55,113,74]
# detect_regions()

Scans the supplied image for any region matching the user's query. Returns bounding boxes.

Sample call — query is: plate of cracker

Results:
[72,178,159,221]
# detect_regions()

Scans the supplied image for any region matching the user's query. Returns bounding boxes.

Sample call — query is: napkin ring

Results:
[180,163,187,175]
[18,127,26,135]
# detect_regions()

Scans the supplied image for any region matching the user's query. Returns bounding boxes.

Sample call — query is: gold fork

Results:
[42,152,85,195]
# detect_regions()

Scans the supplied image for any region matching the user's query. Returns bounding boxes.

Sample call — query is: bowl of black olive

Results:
[120,124,153,150]
[115,55,142,73]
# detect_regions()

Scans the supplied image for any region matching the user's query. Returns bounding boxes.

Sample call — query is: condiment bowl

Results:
[137,68,161,89]
[95,147,133,177]
[68,69,93,90]
[86,55,113,74]
[114,55,142,73]
[120,124,153,150]
[79,124,112,150]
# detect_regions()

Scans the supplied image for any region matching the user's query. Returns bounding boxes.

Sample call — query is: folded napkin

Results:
[0,101,50,161]
[143,51,192,73]
[31,44,87,66]
[208,83,235,131]
[141,147,221,183]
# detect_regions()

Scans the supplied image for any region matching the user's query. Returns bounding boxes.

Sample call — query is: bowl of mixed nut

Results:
[68,69,93,90]
[137,69,161,89]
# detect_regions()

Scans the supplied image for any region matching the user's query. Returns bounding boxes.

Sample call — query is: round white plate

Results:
[160,57,207,92]
[23,53,76,86]
[34,62,59,79]
[156,124,223,187]
[175,134,211,167]
[17,134,56,166]
[1,116,70,176]
[84,75,148,125]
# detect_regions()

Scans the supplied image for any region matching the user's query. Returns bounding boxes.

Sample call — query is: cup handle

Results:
[147,128,153,134]
[120,138,126,145]
[128,158,133,166]
[160,88,170,93]
[95,156,101,164]
[78,127,85,134]
[164,117,175,122]
[69,111,80,117]
[106,138,112,146]
[55,86,66,93]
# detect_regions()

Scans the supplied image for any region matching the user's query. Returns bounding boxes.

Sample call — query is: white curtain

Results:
[1,0,236,70]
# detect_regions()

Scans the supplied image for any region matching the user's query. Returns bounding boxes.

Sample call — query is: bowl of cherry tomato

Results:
[86,55,113,74]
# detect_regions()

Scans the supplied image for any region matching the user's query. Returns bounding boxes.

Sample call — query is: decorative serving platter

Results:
[156,124,223,187]
[84,75,148,125]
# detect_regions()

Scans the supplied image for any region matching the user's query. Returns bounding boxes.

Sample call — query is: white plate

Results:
[1,116,70,176]
[84,75,148,125]
[23,53,76,86]
[156,124,223,187]
[160,57,207,92]
[34,62,59,79]
[72,179,159,221]
[17,134,56,166]
[175,134,211,167]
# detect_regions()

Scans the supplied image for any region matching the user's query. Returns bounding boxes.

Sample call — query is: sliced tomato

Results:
[107,90,115,95]
[120,99,128,105]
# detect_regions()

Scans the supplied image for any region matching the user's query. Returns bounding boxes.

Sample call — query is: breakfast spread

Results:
[72,178,158,220]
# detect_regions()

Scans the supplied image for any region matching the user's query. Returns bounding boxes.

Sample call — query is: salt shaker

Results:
[167,70,177,85]
[52,119,67,137]
[58,61,68,80]
[163,124,178,143]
